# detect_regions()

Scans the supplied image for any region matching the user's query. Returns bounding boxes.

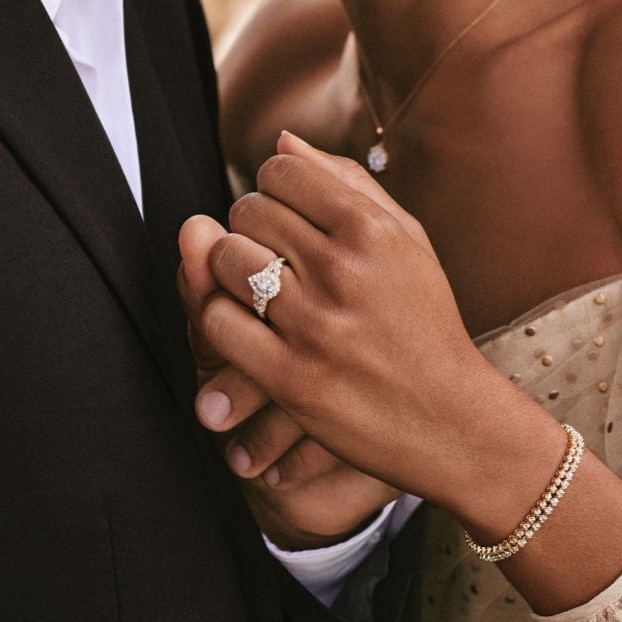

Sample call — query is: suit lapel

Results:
[129,0,231,230]
[126,5,286,620]
[0,1,283,617]
[124,0,204,405]
[0,0,177,393]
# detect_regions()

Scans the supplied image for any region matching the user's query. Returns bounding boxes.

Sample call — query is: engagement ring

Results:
[248,257,287,319]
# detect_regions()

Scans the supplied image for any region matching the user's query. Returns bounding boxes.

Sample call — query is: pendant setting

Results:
[367,141,388,173]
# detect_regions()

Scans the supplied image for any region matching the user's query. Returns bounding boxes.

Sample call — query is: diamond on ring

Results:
[248,257,287,319]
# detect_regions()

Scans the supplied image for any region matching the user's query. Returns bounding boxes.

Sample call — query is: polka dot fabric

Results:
[417,275,622,621]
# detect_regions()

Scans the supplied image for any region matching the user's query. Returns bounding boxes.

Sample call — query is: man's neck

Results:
[341,0,502,113]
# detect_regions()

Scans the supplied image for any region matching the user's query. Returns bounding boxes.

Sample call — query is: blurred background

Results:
[200,0,261,195]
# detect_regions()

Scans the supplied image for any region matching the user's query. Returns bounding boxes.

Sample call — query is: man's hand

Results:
[178,215,399,550]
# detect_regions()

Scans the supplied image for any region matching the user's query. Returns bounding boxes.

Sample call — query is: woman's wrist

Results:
[395,353,622,616]
[427,360,569,543]
[465,424,585,561]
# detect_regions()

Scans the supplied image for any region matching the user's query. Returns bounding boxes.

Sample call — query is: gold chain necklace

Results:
[359,0,502,173]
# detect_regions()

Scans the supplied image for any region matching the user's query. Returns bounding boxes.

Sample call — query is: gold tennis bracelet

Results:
[465,424,585,562]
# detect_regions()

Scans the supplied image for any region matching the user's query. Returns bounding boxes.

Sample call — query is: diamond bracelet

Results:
[465,423,585,563]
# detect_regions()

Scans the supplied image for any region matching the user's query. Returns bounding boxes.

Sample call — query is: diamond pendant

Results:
[367,142,389,173]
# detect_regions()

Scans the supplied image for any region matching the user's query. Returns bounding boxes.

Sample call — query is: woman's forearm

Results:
[440,370,622,616]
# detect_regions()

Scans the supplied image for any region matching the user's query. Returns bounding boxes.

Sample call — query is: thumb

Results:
[276,131,436,255]
[178,215,227,321]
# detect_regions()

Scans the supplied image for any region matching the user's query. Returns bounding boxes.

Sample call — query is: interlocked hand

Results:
[178,174,399,549]
[181,131,552,530]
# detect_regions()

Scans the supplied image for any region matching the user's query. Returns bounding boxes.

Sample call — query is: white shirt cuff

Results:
[264,494,423,607]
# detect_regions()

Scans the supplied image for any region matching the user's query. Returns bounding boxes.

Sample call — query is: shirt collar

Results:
[41,0,62,22]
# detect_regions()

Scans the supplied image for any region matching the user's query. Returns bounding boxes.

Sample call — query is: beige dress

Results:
[417,276,622,621]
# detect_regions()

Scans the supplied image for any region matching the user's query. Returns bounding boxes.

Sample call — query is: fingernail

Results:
[228,444,252,473]
[263,466,281,487]
[280,130,310,146]
[197,391,231,427]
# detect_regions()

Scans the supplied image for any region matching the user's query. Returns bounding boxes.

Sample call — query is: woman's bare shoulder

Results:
[216,0,348,68]
[217,0,349,175]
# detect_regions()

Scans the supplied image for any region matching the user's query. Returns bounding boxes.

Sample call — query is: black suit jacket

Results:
[0,1,423,620]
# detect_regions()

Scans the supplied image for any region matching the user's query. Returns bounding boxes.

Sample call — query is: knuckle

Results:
[229,193,261,232]
[226,368,267,412]
[200,296,228,344]
[330,191,377,235]
[187,324,221,372]
[281,444,311,481]
[208,233,240,277]
[339,155,368,181]
[239,406,299,467]
[331,190,359,219]
[242,422,277,462]
[316,251,365,304]
[356,208,402,245]
[256,155,295,191]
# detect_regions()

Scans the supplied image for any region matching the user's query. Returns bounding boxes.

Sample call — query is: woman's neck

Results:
[341,0,503,110]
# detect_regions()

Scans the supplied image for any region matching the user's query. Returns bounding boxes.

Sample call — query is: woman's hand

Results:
[195,133,560,518]
[178,214,400,551]
[181,134,622,615]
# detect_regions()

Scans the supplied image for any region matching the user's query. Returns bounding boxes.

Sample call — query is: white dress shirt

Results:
[264,494,422,606]
[40,0,421,606]
[41,0,143,214]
